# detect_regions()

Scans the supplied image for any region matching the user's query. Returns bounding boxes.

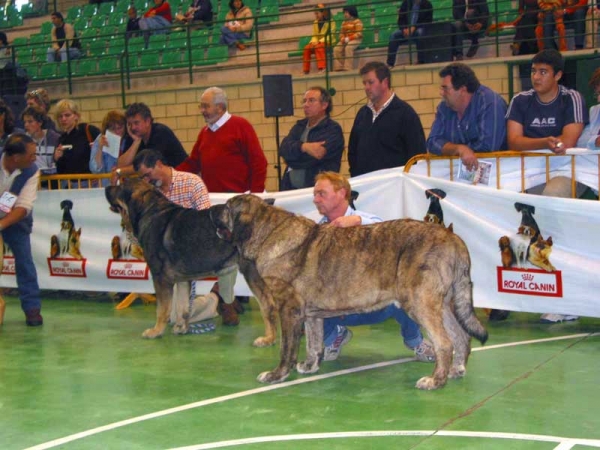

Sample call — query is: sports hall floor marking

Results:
[25,332,600,450]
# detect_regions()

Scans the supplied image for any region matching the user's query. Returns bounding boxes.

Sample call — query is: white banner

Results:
[2,165,599,317]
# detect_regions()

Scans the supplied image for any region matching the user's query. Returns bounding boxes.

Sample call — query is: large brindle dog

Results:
[105,178,238,338]
[212,194,488,390]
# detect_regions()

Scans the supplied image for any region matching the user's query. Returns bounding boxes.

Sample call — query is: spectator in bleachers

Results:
[219,0,254,50]
[333,6,363,72]
[90,110,127,186]
[25,88,56,131]
[139,0,173,36]
[279,86,344,190]
[427,63,507,172]
[126,6,141,38]
[46,12,82,63]
[386,0,433,68]
[22,105,60,177]
[348,61,426,176]
[302,3,334,75]
[0,98,20,153]
[451,0,489,60]
[538,0,587,51]
[0,31,11,69]
[53,99,100,186]
[174,0,213,26]
[511,0,540,56]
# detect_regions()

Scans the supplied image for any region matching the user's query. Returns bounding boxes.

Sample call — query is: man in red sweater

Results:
[177,87,268,193]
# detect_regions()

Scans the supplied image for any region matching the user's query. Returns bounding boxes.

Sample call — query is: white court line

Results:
[25,332,600,450]
[167,430,600,450]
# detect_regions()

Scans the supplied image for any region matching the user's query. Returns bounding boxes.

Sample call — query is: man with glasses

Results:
[427,62,507,171]
[278,86,344,190]
[177,86,267,193]
[132,148,241,329]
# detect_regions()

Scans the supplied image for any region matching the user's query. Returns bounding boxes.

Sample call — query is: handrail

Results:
[39,173,111,190]
[404,151,600,199]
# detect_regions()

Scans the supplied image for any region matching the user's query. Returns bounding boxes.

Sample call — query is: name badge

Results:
[0,191,17,214]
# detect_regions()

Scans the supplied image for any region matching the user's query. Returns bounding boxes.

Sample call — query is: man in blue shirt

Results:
[313,171,435,363]
[427,62,507,171]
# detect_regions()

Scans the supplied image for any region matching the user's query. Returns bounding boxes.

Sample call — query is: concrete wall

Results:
[41,60,514,192]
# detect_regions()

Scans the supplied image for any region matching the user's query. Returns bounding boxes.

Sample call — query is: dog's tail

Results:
[452,252,488,345]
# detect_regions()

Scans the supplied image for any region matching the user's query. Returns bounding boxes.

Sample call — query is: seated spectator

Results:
[53,99,100,188]
[219,0,254,50]
[333,6,363,72]
[302,3,335,75]
[21,105,60,177]
[126,6,141,38]
[46,12,82,63]
[386,0,433,68]
[510,0,540,56]
[577,67,600,149]
[25,88,56,131]
[0,98,22,153]
[451,0,489,60]
[175,0,213,26]
[139,0,173,36]
[537,0,587,51]
[90,110,127,186]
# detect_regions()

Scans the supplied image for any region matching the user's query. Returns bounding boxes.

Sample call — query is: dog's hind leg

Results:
[297,317,323,374]
[171,281,190,335]
[443,305,471,379]
[143,279,173,338]
[410,293,453,390]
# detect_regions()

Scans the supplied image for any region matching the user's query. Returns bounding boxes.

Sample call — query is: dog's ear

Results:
[446,223,453,233]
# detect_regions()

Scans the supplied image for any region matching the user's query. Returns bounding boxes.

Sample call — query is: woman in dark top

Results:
[53,99,100,187]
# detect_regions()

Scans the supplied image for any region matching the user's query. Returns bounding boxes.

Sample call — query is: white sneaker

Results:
[408,339,436,363]
[323,326,353,361]
[540,313,579,323]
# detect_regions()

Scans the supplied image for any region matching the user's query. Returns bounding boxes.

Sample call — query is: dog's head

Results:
[105,178,160,237]
[499,235,511,250]
[514,202,541,239]
[210,195,275,244]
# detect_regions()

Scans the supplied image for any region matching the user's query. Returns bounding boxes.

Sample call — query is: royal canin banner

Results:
[1,151,599,318]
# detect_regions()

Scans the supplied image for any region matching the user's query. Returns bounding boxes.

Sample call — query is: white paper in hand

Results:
[103,130,122,159]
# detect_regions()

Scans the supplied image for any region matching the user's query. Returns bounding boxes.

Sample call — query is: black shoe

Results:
[466,43,479,57]
[488,309,510,322]
[25,309,43,326]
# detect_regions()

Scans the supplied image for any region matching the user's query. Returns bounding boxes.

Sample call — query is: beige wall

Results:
[46,61,513,192]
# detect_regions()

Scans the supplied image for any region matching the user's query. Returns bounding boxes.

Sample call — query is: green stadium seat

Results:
[38,63,58,79]
[40,21,53,35]
[135,51,160,71]
[88,39,108,56]
[66,6,81,23]
[206,44,228,63]
[162,50,186,68]
[127,36,146,53]
[148,33,168,49]
[98,57,120,74]
[90,15,107,29]
[98,3,114,15]
[12,36,28,47]
[191,48,205,65]
[82,4,98,18]
[73,58,98,76]
[288,36,311,57]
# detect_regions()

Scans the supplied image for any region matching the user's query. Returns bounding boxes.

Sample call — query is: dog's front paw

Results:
[172,322,189,335]
[296,360,320,374]
[257,369,290,384]
[142,327,164,339]
[449,364,466,379]
[415,376,444,390]
[253,336,276,347]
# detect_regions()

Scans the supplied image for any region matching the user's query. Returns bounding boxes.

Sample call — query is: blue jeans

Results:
[2,224,41,313]
[544,7,588,49]
[47,46,81,63]
[323,304,423,349]
[451,20,484,56]
[386,27,424,67]
[220,27,249,46]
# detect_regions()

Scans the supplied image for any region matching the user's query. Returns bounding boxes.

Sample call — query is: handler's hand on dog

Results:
[329,215,362,228]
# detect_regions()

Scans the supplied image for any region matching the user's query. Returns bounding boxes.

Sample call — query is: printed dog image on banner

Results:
[497,202,562,297]
[423,188,453,231]
[47,200,87,277]
[111,219,145,261]
[212,194,488,390]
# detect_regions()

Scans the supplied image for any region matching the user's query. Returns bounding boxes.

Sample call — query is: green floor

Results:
[1,294,599,450]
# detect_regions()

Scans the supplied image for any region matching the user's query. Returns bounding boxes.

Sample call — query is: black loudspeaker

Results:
[262,74,294,117]
[417,22,454,65]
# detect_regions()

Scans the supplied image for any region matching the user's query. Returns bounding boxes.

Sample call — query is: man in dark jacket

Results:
[348,61,426,177]
[279,86,344,190]
[386,0,434,68]
[451,0,489,60]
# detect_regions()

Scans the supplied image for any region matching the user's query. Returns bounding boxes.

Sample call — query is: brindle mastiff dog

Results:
[212,194,488,390]
[105,178,238,338]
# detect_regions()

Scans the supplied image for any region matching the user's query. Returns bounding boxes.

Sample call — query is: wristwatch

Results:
[116,168,122,176]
